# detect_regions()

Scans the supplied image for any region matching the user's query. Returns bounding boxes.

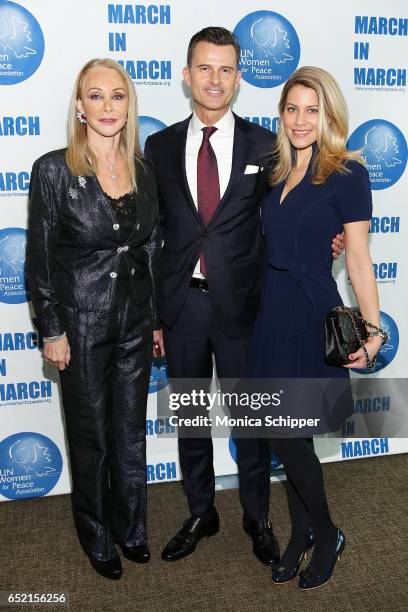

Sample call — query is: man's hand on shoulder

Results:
[332,232,345,259]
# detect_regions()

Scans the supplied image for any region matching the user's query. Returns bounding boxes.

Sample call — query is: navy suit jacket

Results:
[144,113,276,338]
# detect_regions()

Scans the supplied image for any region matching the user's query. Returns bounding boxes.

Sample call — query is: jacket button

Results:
[117,246,123,253]
[113,223,120,230]
[110,272,117,279]
[123,245,129,252]
[130,268,135,275]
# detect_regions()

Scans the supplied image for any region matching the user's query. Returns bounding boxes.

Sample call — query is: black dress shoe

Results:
[243,516,280,566]
[121,544,150,564]
[89,556,123,580]
[161,513,219,562]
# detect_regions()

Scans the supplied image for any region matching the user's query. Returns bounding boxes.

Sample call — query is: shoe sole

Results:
[272,575,297,585]
[299,577,331,590]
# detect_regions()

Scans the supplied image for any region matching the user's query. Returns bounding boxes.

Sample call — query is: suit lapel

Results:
[207,114,250,228]
[172,117,202,224]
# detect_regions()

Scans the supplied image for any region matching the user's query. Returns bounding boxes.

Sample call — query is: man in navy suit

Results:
[145,27,341,564]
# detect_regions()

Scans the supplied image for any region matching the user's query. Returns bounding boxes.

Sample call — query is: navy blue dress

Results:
[249,157,372,386]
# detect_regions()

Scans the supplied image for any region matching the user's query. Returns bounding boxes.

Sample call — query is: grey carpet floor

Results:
[0,454,407,612]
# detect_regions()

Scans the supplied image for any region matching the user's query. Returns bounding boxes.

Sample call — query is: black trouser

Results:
[268,438,334,536]
[59,291,152,561]
[163,286,271,521]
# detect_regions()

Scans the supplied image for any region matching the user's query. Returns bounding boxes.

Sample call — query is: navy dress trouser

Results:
[163,286,272,522]
[59,288,152,562]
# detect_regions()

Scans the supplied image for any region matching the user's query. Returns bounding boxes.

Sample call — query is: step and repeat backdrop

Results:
[0,0,407,501]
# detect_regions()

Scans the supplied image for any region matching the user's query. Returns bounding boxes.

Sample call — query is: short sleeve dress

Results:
[248,154,372,387]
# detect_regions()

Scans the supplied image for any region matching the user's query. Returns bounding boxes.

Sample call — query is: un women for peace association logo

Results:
[0,227,29,304]
[233,11,300,88]
[0,1,44,85]
[0,432,63,500]
[348,120,407,190]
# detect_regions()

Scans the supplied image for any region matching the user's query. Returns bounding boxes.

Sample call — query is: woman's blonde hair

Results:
[66,58,142,188]
[270,66,363,186]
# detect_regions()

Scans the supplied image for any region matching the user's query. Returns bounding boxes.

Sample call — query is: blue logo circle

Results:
[233,11,300,88]
[348,120,407,190]
[352,311,399,374]
[0,432,63,500]
[229,436,282,470]
[0,227,29,304]
[149,356,169,394]
[139,116,167,154]
[0,1,45,85]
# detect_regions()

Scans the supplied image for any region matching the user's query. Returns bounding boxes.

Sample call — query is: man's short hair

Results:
[187,27,241,68]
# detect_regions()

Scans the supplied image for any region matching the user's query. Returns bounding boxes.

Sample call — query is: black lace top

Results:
[104,190,138,243]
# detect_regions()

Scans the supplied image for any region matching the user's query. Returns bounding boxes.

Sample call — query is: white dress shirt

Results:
[185,108,235,277]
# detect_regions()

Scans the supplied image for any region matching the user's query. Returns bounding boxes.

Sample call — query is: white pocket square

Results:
[244,164,261,174]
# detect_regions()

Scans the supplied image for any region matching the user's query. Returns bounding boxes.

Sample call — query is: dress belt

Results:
[268,255,330,307]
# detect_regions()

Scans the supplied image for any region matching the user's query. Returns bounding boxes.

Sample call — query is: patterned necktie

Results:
[197,126,220,276]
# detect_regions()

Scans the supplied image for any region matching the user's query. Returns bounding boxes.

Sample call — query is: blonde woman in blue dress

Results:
[249,66,384,589]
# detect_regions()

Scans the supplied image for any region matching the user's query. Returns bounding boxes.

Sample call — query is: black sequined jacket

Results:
[26,148,160,337]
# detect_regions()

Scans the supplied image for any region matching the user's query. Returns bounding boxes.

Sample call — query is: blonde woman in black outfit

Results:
[27,59,160,580]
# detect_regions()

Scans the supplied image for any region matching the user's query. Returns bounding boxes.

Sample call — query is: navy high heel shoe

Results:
[272,530,315,584]
[298,529,345,590]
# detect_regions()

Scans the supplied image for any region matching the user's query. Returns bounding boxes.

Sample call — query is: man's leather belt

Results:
[190,277,209,292]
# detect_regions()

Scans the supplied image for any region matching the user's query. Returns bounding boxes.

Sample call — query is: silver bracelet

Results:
[43,332,67,343]
[367,330,383,339]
